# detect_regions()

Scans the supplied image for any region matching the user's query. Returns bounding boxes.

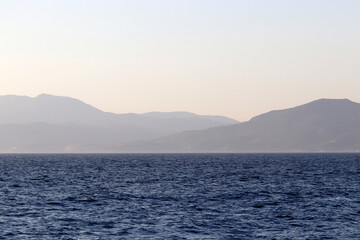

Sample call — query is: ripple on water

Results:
[0,153,358,239]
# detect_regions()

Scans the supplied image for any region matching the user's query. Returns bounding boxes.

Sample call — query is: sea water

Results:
[0,153,359,239]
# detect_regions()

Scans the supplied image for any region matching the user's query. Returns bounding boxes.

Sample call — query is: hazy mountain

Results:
[119,99,360,153]
[0,94,238,152]
[3,95,359,153]
[0,94,237,126]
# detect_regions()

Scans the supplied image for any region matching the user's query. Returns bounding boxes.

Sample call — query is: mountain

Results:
[119,99,360,153]
[0,94,237,127]
[0,94,238,152]
[3,96,359,153]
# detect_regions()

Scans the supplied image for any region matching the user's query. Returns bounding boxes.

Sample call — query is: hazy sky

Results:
[1,0,359,121]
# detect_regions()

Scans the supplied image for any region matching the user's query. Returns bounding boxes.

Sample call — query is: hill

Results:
[119,99,360,152]
[0,94,238,152]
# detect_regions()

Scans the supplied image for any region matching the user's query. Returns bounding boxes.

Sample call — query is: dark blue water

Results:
[0,154,359,239]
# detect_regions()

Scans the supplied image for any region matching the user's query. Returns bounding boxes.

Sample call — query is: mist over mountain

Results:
[120,99,360,153]
[0,94,238,152]
[0,94,237,152]
[1,95,359,153]
[0,94,237,126]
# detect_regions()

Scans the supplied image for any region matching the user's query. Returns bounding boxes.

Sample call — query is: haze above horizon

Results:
[1,0,359,121]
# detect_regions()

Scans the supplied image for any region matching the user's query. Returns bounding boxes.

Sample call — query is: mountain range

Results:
[0,94,237,152]
[0,95,359,153]
[119,98,360,153]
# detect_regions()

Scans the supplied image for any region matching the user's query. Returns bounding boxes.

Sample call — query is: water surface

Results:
[0,153,359,239]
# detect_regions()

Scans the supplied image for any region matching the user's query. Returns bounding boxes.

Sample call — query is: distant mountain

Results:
[0,94,238,152]
[0,94,237,127]
[119,99,360,153]
[3,95,359,153]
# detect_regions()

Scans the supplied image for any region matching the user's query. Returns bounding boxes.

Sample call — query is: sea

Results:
[0,153,359,239]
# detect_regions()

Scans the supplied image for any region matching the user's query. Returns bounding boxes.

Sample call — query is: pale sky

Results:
[1,0,359,121]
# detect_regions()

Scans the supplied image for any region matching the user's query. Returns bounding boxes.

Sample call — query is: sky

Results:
[1,0,359,121]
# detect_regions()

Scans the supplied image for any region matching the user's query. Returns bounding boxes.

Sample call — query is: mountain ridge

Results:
[0,94,238,125]
[1,95,359,153]
[0,94,238,152]
[118,98,360,153]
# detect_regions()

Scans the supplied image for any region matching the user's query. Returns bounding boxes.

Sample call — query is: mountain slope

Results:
[0,94,238,152]
[120,99,360,152]
[0,94,107,125]
[0,94,238,127]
